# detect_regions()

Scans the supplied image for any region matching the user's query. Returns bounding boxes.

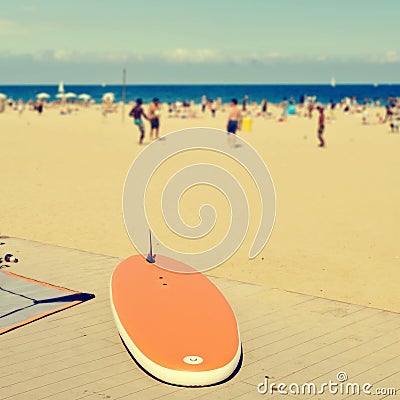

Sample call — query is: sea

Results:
[0,84,399,105]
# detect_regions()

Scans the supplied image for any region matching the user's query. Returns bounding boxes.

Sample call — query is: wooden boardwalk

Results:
[1,237,399,399]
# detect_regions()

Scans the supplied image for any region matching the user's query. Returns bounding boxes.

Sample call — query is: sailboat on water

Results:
[330,77,336,87]
[58,81,65,94]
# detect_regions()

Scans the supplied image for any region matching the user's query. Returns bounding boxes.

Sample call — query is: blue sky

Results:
[1,0,399,84]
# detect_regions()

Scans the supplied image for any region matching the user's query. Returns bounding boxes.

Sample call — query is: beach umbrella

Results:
[78,94,91,101]
[0,93,6,100]
[56,93,66,99]
[102,92,114,102]
[36,92,50,100]
[65,92,76,99]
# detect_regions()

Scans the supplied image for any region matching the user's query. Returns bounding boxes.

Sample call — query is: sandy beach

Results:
[1,103,399,313]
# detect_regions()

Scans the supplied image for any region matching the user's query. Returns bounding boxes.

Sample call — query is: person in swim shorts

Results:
[129,98,149,144]
[226,98,241,147]
[317,105,326,147]
[148,97,161,140]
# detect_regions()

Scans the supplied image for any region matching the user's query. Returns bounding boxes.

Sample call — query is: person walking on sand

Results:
[201,95,207,113]
[317,106,326,147]
[17,99,24,117]
[307,99,314,119]
[389,113,399,133]
[34,99,43,115]
[226,99,241,147]
[242,94,248,112]
[129,98,149,145]
[328,99,336,121]
[148,97,161,140]
[261,98,268,116]
[211,99,217,117]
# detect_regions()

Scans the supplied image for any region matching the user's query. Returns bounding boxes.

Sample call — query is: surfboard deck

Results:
[110,255,241,386]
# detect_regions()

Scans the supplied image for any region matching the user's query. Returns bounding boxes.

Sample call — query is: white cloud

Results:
[2,44,311,65]
[32,48,231,64]
[161,49,306,65]
[0,19,29,35]
[368,50,400,63]
[8,47,398,66]
[49,49,131,63]
[382,50,400,63]
[262,52,288,60]
[161,48,227,64]
[53,49,70,61]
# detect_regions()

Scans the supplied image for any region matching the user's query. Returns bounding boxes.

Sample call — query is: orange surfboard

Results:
[110,254,242,386]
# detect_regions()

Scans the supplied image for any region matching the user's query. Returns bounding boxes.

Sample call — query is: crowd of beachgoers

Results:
[1,92,399,132]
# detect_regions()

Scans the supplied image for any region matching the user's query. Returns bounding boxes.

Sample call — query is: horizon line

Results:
[1,82,399,86]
